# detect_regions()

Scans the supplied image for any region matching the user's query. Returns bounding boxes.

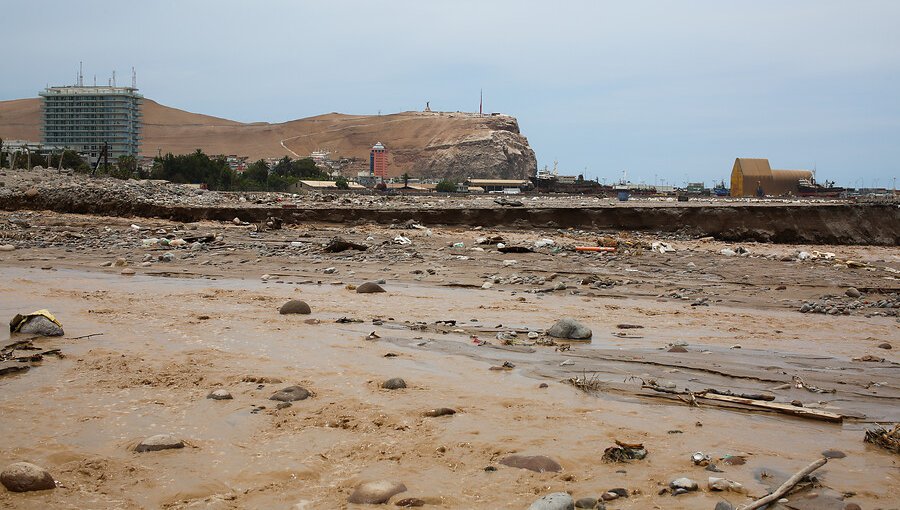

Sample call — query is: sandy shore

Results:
[1,210,898,509]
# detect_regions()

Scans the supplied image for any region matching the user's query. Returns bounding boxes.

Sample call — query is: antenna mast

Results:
[131,67,136,89]
[78,61,83,86]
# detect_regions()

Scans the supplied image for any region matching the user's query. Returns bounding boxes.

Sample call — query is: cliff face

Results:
[394,115,537,180]
[0,98,537,180]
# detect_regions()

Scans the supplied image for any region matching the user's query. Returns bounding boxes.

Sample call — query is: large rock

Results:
[207,389,233,400]
[15,316,64,336]
[382,378,407,390]
[547,318,591,340]
[134,434,184,452]
[347,480,407,504]
[270,385,310,402]
[529,492,575,510]
[499,454,562,473]
[357,282,386,294]
[0,462,56,492]
[279,300,311,315]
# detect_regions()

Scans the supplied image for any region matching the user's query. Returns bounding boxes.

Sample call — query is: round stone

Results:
[347,480,407,504]
[356,282,386,294]
[279,300,311,315]
[528,492,575,510]
[207,389,233,400]
[135,434,185,452]
[382,377,407,390]
[270,385,310,402]
[499,454,562,473]
[0,462,56,492]
[547,318,592,340]
[575,497,598,508]
[845,287,862,298]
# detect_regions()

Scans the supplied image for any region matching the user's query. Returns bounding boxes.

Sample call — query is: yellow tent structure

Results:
[730,158,812,197]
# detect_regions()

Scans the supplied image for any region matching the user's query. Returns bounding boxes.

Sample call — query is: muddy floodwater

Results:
[1,210,898,509]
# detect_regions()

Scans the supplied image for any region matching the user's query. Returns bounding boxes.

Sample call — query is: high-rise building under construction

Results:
[40,81,142,161]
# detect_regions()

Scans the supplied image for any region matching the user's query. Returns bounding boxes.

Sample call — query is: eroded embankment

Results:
[2,194,898,245]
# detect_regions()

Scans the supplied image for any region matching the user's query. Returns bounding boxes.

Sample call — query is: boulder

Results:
[845,287,862,298]
[528,492,575,510]
[279,300,311,315]
[382,378,407,390]
[0,462,56,492]
[499,454,562,473]
[270,385,310,402]
[574,497,598,508]
[15,316,64,336]
[348,480,407,504]
[547,318,591,340]
[357,282,386,294]
[207,389,233,400]
[135,434,184,452]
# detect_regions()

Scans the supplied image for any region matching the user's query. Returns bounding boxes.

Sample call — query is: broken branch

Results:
[737,457,827,510]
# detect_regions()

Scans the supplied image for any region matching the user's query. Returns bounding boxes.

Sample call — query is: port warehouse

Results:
[730,158,812,197]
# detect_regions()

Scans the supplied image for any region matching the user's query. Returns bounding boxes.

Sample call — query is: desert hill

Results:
[0,97,536,180]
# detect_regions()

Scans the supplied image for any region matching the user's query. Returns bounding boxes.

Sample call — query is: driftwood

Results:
[68,333,104,340]
[639,384,842,422]
[704,388,776,401]
[736,458,827,510]
[699,393,842,422]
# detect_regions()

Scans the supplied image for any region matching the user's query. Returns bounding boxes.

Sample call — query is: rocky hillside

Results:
[0,98,536,180]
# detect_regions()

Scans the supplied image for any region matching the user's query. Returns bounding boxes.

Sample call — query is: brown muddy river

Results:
[1,263,898,509]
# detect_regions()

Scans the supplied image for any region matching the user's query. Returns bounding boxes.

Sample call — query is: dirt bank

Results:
[3,185,898,246]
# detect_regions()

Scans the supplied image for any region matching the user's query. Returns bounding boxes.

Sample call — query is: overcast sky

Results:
[3,0,899,187]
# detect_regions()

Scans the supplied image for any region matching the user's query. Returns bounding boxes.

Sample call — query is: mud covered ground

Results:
[0,209,898,509]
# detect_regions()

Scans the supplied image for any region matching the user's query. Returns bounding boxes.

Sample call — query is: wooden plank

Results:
[699,393,843,422]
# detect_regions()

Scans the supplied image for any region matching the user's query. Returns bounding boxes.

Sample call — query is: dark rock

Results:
[607,488,628,497]
[423,407,456,417]
[600,492,618,501]
[14,315,64,336]
[207,389,233,400]
[547,318,592,340]
[382,378,407,390]
[357,282,386,293]
[499,454,562,473]
[279,300,311,315]
[843,504,861,510]
[324,237,367,253]
[395,498,425,507]
[270,386,310,402]
[574,497,598,509]
[135,434,184,452]
[845,287,862,298]
[528,492,574,510]
[538,383,549,388]
[348,480,407,504]
[822,449,846,459]
[0,462,56,492]
[715,502,735,510]
[668,345,688,353]
[877,342,892,349]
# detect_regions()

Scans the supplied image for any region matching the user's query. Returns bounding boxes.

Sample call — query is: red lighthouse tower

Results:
[370,142,387,181]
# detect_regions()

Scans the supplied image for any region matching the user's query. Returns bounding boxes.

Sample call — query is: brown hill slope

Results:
[0,98,536,179]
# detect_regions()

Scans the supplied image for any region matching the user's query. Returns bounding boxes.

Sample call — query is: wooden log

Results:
[699,393,843,422]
